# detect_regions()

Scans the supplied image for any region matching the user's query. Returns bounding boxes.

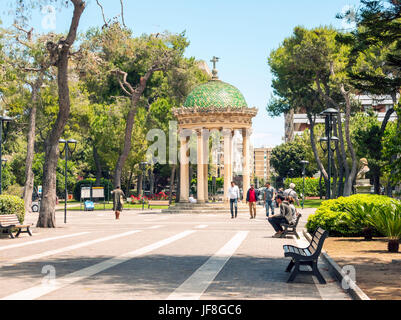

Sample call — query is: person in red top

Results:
[246,184,259,219]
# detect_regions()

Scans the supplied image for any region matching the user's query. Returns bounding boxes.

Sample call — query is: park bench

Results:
[0,214,32,239]
[283,227,328,284]
[280,214,302,239]
[148,200,170,210]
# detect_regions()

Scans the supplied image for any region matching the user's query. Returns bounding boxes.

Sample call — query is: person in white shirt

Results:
[188,194,197,204]
[228,181,240,219]
[284,183,300,206]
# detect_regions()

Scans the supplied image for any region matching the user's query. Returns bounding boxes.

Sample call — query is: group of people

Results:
[228,181,301,238]
[111,182,301,234]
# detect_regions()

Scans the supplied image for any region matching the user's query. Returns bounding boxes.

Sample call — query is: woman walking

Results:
[112,186,125,220]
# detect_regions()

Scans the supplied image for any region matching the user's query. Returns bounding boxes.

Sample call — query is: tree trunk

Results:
[332,156,338,199]
[342,87,358,197]
[23,77,42,214]
[114,103,138,187]
[308,114,328,183]
[137,174,143,196]
[113,69,157,188]
[37,55,70,228]
[319,172,323,199]
[126,169,133,197]
[373,173,381,195]
[37,0,85,228]
[93,145,102,186]
[336,110,351,196]
[149,169,154,196]
[333,118,344,198]
[385,93,399,198]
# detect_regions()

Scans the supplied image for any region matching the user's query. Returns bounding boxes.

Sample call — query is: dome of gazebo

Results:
[183,80,248,110]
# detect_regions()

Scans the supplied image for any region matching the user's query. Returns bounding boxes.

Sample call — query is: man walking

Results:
[268,195,293,238]
[228,181,240,219]
[284,183,300,206]
[246,184,258,219]
[264,182,276,218]
[111,186,125,220]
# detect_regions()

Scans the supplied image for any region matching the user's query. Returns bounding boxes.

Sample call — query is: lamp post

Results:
[140,162,148,210]
[319,108,339,200]
[286,168,294,187]
[59,139,77,224]
[0,116,13,195]
[300,160,309,209]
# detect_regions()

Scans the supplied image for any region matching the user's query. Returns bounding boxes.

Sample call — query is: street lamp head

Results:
[67,139,78,154]
[300,160,309,166]
[58,139,67,154]
[319,136,338,153]
[319,137,328,153]
[0,116,13,123]
[320,108,338,117]
[140,162,148,171]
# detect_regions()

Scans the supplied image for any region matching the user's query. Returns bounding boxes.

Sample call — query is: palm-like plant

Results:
[366,202,401,253]
[344,203,376,241]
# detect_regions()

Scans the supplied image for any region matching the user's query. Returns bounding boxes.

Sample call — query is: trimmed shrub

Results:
[0,195,25,223]
[285,177,326,197]
[306,194,399,237]
[4,184,24,197]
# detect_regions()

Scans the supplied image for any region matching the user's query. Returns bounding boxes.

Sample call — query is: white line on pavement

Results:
[147,225,163,230]
[6,230,142,265]
[194,225,208,229]
[167,231,249,300]
[0,232,90,252]
[2,230,196,300]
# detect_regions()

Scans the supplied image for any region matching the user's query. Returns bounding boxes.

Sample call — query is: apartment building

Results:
[284,94,398,142]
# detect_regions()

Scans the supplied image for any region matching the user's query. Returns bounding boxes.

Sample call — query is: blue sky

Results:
[1,0,361,147]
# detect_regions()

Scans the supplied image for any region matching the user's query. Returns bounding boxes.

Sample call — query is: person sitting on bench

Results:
[287,196,299,224]
[267,195,293,238]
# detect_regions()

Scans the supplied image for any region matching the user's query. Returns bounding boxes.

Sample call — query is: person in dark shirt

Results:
[246,184,259,219]
[268,195,293,238]
[111,186,125,220]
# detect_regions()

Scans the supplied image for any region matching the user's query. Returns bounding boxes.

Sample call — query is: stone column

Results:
[196,129,205,203]
[203,133,209,203]
[223,128,233,203]
[242,128,251,203]
[179,131,189,203]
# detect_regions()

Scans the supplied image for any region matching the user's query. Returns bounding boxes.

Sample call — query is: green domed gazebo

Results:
[173,57,258,204]
[183,80,248,110]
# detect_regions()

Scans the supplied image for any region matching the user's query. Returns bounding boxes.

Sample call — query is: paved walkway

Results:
[0,207,349,300]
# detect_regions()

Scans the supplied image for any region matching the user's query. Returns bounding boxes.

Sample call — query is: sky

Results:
[1,0,362,148]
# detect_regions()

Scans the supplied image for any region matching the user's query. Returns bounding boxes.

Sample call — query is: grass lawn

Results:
[297,199,324,209]
[57,203,169,211]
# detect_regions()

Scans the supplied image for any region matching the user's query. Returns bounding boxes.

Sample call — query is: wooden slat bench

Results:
[148,200,170,209]
[280,214,302,239]
[283,227,328,284]
[0,214,32,239]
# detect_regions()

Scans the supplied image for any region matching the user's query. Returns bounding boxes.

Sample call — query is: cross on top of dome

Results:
[210,56,220,80]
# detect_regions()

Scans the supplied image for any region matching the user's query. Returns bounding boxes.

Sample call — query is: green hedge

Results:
[73,178,113,201]
[306,194,399,236]
[0,195,25,223]
[285,177,326,197]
